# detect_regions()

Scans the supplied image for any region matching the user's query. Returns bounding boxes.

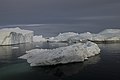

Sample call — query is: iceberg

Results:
[68,32,93,43]
[89,29,120,42]
[48,32,79,42]
[96,29,120,42]
[0,27,34,45]
[99,29,120,34]
[1,27,119,45]
[47,29,120,43]
[68,29,120,43]
[33,35,47,42]
[19,41,100,66]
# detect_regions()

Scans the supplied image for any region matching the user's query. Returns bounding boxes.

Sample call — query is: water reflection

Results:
[0,42,68,64]
[0,55,100,80]
[98,43,120,55]
[99,43,120,51]
[0,43,33,63]
[32,55,100,78]
[0,42,100,80]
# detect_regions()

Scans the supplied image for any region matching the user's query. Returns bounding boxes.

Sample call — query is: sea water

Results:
[0,37,120,80]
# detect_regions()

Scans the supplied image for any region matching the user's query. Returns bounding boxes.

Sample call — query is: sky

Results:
[0,0,120,25]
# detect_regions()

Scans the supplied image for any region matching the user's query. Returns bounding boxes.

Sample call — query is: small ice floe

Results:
[49,42,68,47]
[0,27,34,45]
[11,46,19,49]
[19,41,100,66]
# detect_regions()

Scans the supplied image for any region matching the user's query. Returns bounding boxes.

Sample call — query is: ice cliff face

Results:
[0,27,34,45]
[19,41,100,66]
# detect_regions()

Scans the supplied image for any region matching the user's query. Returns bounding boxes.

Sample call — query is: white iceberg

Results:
[68,33,106,43]
[68,29,120,43]
[47,29,120,43]
[33,35,47,42]
[48,32,79,42]
[89,29,120,42]
[99,29,120,34]
[11,46,19,49]
[19,41,100,66]
[0,27,34,45]
[68,32,93,43]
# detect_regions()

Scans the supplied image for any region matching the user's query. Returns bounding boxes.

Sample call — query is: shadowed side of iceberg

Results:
[0,27,34,45]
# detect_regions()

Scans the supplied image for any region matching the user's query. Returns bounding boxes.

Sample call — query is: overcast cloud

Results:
[0,0,120,25]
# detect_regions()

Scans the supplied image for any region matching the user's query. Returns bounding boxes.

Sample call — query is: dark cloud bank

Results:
[0,0,120,26]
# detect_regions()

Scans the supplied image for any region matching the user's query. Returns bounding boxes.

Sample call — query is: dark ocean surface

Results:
[0,42,120,80]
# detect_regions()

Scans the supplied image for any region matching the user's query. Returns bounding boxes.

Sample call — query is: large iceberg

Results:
[47,29,120,43]
[67,29,120,43]
[19,41,100,66]
[0,27,34,45]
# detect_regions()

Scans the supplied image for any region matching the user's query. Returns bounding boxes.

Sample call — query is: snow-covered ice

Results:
[0,27,34,45]
[19,41,100,66]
